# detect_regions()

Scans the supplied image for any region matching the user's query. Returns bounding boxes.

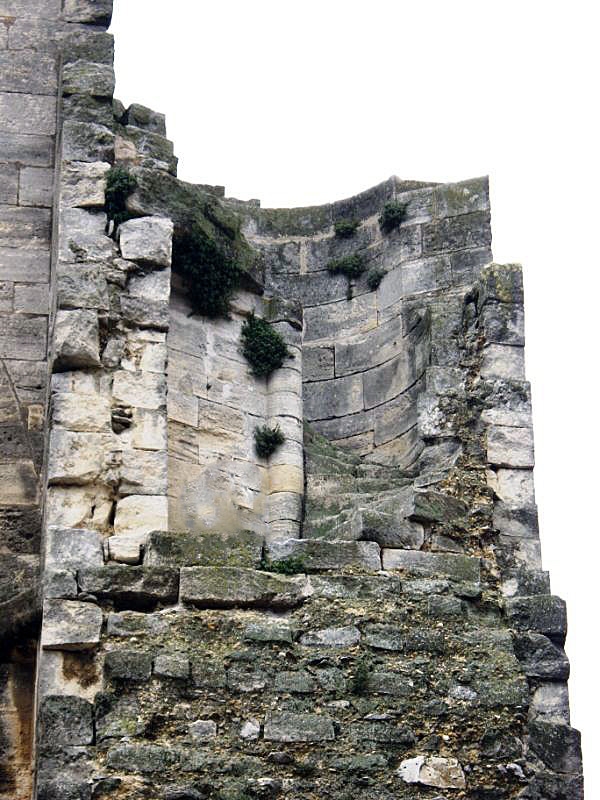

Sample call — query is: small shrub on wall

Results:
[172,222,241,318]
[254,424,285,458]
[367,267,386,290]
[334,219,359,238]
[105,166,137,234]
[241,313,290,377]
[326,253,366,280]
[379,200,407,233]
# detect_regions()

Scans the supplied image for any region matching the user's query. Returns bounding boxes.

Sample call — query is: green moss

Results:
[326,252,366,280]
[334,218,359,238]
[367,267,385,291]
[260,555,306,575]
[254,424,285,458]
[241,313,290,377]
[379,200,407,233]
[105,166,137,234]
[172,222,241,318]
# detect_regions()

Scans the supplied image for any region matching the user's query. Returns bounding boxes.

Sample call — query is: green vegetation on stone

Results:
[326,252,366,280]
[105,166,137,234]
[172,221,241,318]
[367,267,386,291]
[254,423,285,458]
[334,218,359,238]
[241,313,290,377]
[379,200,407,233]
[260,555,306,574]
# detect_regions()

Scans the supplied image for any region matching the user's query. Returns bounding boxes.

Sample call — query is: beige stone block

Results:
[36,650,102,702]
[168,390,198,426]
[268,390,303,420]
[51,392,111,432]
[113,494,168,538]
[19,166,54,207]
[60,160,110,208]
[46,485,113,529]
[106,535,142,565]
[0,460,39,505]
[132,408,167,451]
[47,429,116,485]
[269,464,303,495]
[112,370,166,410]
[41,599,102,651]
[120,449,167,496]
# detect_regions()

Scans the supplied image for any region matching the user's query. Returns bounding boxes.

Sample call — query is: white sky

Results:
[111,0,598,788]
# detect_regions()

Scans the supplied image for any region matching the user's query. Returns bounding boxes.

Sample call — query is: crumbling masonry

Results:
[0,1,584,799]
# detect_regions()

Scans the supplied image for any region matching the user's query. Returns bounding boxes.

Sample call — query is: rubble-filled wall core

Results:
[0,1,584,799]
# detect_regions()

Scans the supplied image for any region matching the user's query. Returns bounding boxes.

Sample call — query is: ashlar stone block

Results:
[52,309,100,370]
[41,599,102,650]
[118,216,173,267]
[264,712,335,742]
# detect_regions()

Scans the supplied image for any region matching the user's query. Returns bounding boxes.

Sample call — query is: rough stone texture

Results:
[0,10,582,796]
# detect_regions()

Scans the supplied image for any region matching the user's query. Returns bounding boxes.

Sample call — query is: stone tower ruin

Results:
[0,1,584,798]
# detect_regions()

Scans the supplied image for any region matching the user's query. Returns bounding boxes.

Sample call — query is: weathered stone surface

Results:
[122,103,167,135]
[52,309,101,370]
[180,567,308,609]
[45,526,103,570]
[106,743,178,773]
[78,566,179,606]
[118,216,173,267]
[300,625,361,647]
[513,633,570,679]
[189,719,217,740]
[0,314,47,360]
[243,620,293,644]
[41,599,102,650]
[112,370,166,409]
[398,755,466,788]
[104,649,153,682]
[528,720,582,773]
[265,538,380,571]
[145,529,263,568]
[530,682,570,724]
[38,696,94,747]
[487,424,534,468]
[52,392,111,432]
[61,160,109,207]
[154,653,190,679]
[382,549,480,582]
[505,595,567,640]
[62,60,115,97]
[46,429,114,485]
[113,494,169,539]
[120,449,168,495]
[0,92,56,135]
[121,268,170,329]
[264,712,335,742]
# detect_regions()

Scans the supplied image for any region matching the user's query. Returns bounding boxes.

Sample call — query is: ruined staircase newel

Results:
[0,1,585,798]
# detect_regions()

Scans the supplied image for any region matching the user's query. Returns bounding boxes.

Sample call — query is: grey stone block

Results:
[62,0,113,25]
[304,373,363,420]
[154,653,190,679]
[45,525,104,570]
[62,60,115,98]
[62,119,114,162]
[300,625,360,647]
[530,682,570,724]
[244,620,293,644]
[61,161,109,208]
[481,302,525,345]
[41,599,102,650]
[120,449,168,495]
[145,529,263,568]
[398,755,466,789]
[265,538,380,571]
[58,29,114,64]
[487,424,534,468]
[179,566,308,610]
[450,246,492,283]
[505,595,567,641]
[106,744,179,774]
[104,649,153,682]
[58,208,113,262]
[422,211,492,254]
[0,162,18,204]
[0,246,50,282]
[402,255,451,295]
[363,351,415,409]
[481,344,526,381]
[303,345,334,380]
[0,205,51,244]
[382,549,480,582]
[433,176,489,217]
[189,719,217,740]
[13,283,49,313]
[44,569,78,599]
[0,314,47,360]
[78,566,179,606]
[122,103,167,135]
[121,268,171,329]
[513,633,570,679]
[39,695,94,747]
[264,712,335,742]
[274,671,317,693]
[528,720,582,774]
[52,309,100,370]
[0,91,56,135]
[46,429,114,485]
[0,51,57,94]
[118,216,173,267]
[0,132,54,167]
[362,623,404,651]
[478,262,524,306]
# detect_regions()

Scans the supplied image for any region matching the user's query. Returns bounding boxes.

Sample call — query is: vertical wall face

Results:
[0,3,60,796]
[167,286,304,540]
[0,5,584,799]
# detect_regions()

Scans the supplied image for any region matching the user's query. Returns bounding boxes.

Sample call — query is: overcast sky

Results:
[111,0,598,787]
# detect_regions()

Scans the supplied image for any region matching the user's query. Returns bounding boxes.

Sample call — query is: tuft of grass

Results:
[172,222,241,318]
[241,313,290,378]
[254,424,285,458]
[326,252,366,280]
[105,166,137,235]
[334,218,359,238]
[260,555,306,574]
[350,656,371,695]
[367,267,386,291]
[379,201,407,233]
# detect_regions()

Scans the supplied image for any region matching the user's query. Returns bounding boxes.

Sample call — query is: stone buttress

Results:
[0,1,584,799]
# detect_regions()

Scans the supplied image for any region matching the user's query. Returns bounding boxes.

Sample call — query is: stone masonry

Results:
[0,1,584,799]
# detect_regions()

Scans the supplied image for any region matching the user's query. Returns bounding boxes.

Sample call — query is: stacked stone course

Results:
[0,1,584,799]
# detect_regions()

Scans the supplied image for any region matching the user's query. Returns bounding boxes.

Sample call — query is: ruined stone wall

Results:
[0,1,585,798]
